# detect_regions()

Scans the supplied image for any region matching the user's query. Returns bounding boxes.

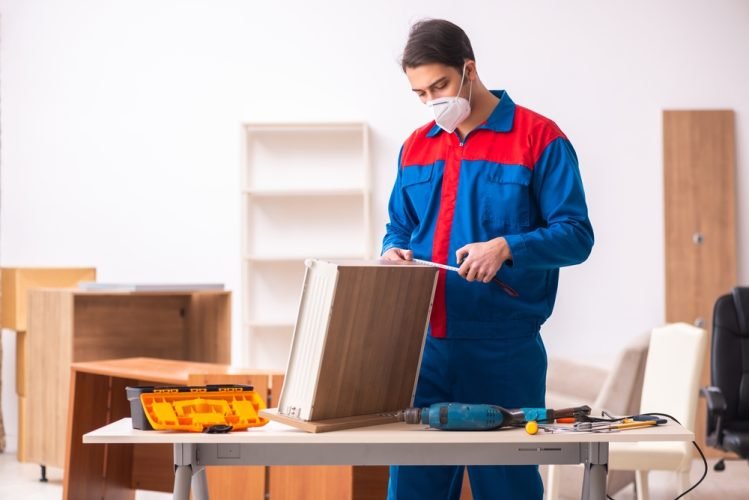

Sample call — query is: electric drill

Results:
[395,402,590,431]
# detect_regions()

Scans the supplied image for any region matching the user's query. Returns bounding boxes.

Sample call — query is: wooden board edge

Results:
[260,408,398,433]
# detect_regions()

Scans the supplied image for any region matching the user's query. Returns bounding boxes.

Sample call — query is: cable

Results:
[639,413,708,500]
[603,412,708,500]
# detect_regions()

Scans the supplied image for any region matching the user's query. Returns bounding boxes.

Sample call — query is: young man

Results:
[381,19,594,499]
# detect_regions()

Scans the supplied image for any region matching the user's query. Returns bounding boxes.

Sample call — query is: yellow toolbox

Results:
[126,384,268,432]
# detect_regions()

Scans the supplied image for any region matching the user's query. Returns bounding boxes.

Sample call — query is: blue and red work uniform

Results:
[383,90,594,499]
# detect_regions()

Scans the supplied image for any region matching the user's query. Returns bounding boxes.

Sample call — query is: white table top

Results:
[84,418,694,445]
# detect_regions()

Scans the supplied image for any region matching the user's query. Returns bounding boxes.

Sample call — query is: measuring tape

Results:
[412,258,519,297]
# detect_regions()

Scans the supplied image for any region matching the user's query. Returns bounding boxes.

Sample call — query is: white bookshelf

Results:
[241,122,371,369]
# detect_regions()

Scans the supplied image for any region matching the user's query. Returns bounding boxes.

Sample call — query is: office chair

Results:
[701,286,749,471]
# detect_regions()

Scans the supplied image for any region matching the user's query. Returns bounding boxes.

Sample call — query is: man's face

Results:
[405,63,470,104]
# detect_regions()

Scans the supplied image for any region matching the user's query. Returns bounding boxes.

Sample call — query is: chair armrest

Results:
[700,386,727,444]
[700,386,727,413]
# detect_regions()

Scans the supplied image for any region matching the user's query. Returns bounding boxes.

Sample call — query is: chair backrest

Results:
[594,332,650,416]
[639,323,707,431]
[712,287,749,427]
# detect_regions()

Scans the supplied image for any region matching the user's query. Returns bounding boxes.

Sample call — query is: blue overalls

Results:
[382,90,594,499]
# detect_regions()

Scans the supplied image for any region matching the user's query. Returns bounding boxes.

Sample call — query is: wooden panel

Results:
[63,370,113,500]
[314,264,437,419]
[261,408,397,433]
[130,444,174,492]
[351,466,389,500]
[278,261,437,423]
[0,267,96,331]
[270,466,353,500]
[185,292,232,363]
[73,295,189,361]
[26,290,73,467]
[71,357,275,385]
[15,330,26,396]
[16,396,26,461]
[270,374,285,406]
[102,377,138,500]
[663,110,736,454]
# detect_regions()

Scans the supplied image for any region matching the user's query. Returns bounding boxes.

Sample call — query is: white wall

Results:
[1,0,748,445]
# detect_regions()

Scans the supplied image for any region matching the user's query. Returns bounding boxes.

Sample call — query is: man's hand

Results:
[456,237,512,283]
[382,247,413,262]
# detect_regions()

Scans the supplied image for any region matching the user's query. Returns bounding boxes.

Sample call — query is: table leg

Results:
[191,465,210,500]
[173,443,211,500]
[581,442,608,500]
[173,465,192,500]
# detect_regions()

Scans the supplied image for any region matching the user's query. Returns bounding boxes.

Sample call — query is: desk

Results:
[65,358,281,500]
[64,358,387,500]
[85,417,693,500]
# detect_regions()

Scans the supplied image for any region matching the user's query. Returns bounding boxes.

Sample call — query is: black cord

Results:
[604,412,708,500]
[640,413,707,500]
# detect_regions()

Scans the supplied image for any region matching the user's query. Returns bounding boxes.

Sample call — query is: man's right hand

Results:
[382,248,414,261]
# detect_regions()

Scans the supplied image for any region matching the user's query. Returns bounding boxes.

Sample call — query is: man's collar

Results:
[426,90,515,137]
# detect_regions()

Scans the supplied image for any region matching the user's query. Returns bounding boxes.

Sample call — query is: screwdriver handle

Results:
[548,405,592,420]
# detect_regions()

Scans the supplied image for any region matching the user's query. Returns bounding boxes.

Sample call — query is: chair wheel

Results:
[714,459,725,471]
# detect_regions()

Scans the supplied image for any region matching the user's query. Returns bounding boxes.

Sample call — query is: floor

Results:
[554,457,749,500]
[1,448,747,499]
[0,450,170,500]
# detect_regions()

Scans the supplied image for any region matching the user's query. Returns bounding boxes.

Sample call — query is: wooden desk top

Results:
[85,417,694,446]
[71,357,282,385]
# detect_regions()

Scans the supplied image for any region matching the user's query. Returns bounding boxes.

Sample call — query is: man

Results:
[382,19,594,499]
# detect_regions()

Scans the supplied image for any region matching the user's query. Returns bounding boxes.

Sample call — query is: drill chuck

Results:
[395,407,426,424]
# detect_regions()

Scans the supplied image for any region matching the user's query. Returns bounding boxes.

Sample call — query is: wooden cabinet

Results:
[0,267,97,459]
[1,268,97,331]
[24,289,231,468]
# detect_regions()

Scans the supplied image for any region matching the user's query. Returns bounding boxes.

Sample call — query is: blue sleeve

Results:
[503,137,594,269]
[381,146,417,255]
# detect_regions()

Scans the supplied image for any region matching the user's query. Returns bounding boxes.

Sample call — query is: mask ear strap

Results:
[458,63,472,103]
[456,63,467,97]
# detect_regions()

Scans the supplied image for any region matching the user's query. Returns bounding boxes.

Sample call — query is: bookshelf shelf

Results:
[243,188,366,197]
[244,255,367,263]
[241,122,371,369]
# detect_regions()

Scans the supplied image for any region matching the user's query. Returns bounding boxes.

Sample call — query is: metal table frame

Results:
[84,418,693,500]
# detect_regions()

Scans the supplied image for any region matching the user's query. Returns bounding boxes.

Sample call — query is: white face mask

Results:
[426,64,473,134]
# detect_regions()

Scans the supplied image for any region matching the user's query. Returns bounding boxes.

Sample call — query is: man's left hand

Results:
[456,237,513,283]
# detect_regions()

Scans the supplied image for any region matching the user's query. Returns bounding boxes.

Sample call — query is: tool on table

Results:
[126,384,269,433]
[396,402,591,432]
[574,419,660,432]
[412,258,519,297]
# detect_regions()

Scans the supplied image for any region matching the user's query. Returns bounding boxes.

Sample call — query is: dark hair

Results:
[401,19,475,72]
